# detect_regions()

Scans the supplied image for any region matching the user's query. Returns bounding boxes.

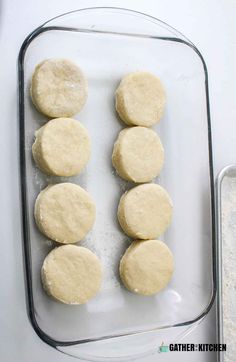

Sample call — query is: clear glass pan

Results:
[18,5,216,358]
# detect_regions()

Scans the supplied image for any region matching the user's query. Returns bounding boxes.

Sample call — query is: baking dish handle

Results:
[57,319,204,361]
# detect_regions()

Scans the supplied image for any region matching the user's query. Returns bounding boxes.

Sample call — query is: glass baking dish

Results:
[18,6,216,359]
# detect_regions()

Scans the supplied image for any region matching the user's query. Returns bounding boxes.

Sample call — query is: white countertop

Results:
[1,0,236,361]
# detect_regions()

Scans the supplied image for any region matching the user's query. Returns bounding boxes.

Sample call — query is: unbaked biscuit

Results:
[32,118,91,177]
[119,239,174,295]
[31,59,88,117]
[41,245,102,304]
[34,183,95,244]
[115,71,166,127]
[112,127,164,183]
[117,184,172,239]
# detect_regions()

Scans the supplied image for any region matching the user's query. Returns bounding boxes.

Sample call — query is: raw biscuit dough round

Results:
[34,183,96,244]
[31,58,88,117]
[118,183,172,239]
[41,244,102,304]
[112,126,164,183]
[119,239,174,296]
[32,117,91,177]
[115,71,166,127]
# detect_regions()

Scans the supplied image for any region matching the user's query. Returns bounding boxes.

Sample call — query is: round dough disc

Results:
[32,118,91,177]
[41,245,102,304]
[118,184,172,239]
[31,59,88,118]
[112,126,164,183]
[35,183,96,243]
[120,240,174,296]
[115,71,166,127]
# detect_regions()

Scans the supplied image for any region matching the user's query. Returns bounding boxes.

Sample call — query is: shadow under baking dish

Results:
[18,6,216,348]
